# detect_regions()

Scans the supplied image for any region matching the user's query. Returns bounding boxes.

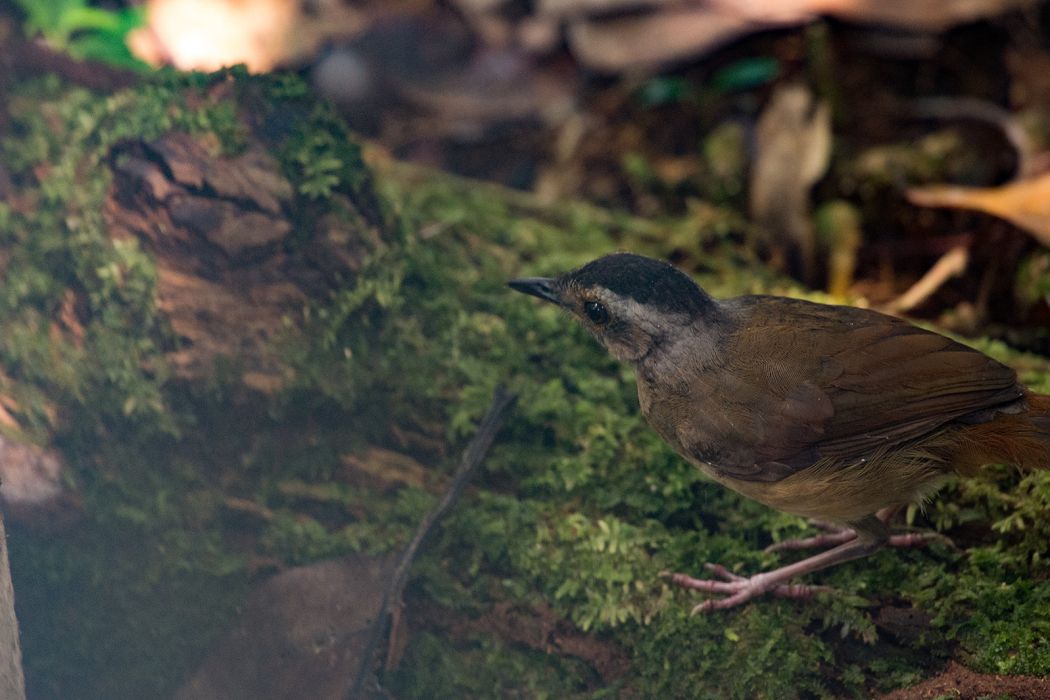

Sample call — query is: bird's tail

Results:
[950,393,1050,475]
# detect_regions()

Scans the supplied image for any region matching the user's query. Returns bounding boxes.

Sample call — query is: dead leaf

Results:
[58,289,85,349]
[907,176,1050,248]
[700,0,1034,30]
[0,401,18,431]
[559,0,1032,70]
[222,496,274,523]
[800,0,1034,31]
[342,446,429,491]
[567,8,772,73]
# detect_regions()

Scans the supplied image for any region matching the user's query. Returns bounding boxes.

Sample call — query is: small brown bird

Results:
[510,252,1050,612]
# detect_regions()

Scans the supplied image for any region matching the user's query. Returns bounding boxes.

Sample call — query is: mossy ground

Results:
[1,71,1047,698]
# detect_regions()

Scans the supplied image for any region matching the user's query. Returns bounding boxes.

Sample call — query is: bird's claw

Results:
[664,564,832,613]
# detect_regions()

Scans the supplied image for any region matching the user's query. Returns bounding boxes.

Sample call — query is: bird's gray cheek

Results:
[604,329,652,363]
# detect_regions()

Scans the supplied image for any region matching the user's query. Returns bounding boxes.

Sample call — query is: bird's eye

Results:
[584,301,609,325]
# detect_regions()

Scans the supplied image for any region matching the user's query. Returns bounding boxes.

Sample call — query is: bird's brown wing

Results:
[677,297,1023,482]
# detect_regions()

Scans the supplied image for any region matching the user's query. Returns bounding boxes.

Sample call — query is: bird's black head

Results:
[568,253,715,317]
[509,253,718,363]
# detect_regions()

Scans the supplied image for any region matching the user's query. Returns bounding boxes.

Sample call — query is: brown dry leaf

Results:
[907,176,1050,248]
[0,375,26,432]
[342,446,429,490]
[841,0,1035,30]
[567,8,774,72]
[561,0,1032,70]
[221,496,275,523]
[58,289,85,349]
[0,401,18,431]
[710,0,1034,30]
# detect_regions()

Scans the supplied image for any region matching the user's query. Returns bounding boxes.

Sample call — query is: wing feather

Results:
[678,297,1022,481]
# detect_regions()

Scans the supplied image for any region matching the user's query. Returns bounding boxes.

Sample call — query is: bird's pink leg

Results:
[764,506,944,553]
[667,514,890,613]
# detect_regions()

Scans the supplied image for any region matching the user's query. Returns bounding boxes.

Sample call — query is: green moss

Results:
[0,70,385,698]
[0,73,263,441]
[291,163,1050,696]
[260,483,435,563]
[387,631,599,699]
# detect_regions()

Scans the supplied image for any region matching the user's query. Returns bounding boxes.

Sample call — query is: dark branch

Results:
[348,386,518,699]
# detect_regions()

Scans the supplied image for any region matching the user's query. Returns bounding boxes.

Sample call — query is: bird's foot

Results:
[663,564,833,613]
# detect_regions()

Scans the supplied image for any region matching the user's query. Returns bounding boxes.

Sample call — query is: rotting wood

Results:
[106,130,388,392]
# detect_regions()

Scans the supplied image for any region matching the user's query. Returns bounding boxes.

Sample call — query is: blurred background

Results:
[2,1,1050,698]
[7,0,1050,340]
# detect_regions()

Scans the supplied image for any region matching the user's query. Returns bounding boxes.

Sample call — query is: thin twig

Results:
[347,386,518,700]
[880,245,969,315]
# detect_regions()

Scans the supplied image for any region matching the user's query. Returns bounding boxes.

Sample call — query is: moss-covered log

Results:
[105,113,387,392]
[0,62,1047,700]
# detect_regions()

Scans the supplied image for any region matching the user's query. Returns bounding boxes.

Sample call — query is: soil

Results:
[882,661,1050,699]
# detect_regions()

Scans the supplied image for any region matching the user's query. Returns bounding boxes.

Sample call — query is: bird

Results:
[509,252,1050,612]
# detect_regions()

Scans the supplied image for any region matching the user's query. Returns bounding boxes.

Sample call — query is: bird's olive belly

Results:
[638,380,950,524]
[697,453,949,524]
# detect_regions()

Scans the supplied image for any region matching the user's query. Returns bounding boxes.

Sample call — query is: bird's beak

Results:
[508,277,561,305]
